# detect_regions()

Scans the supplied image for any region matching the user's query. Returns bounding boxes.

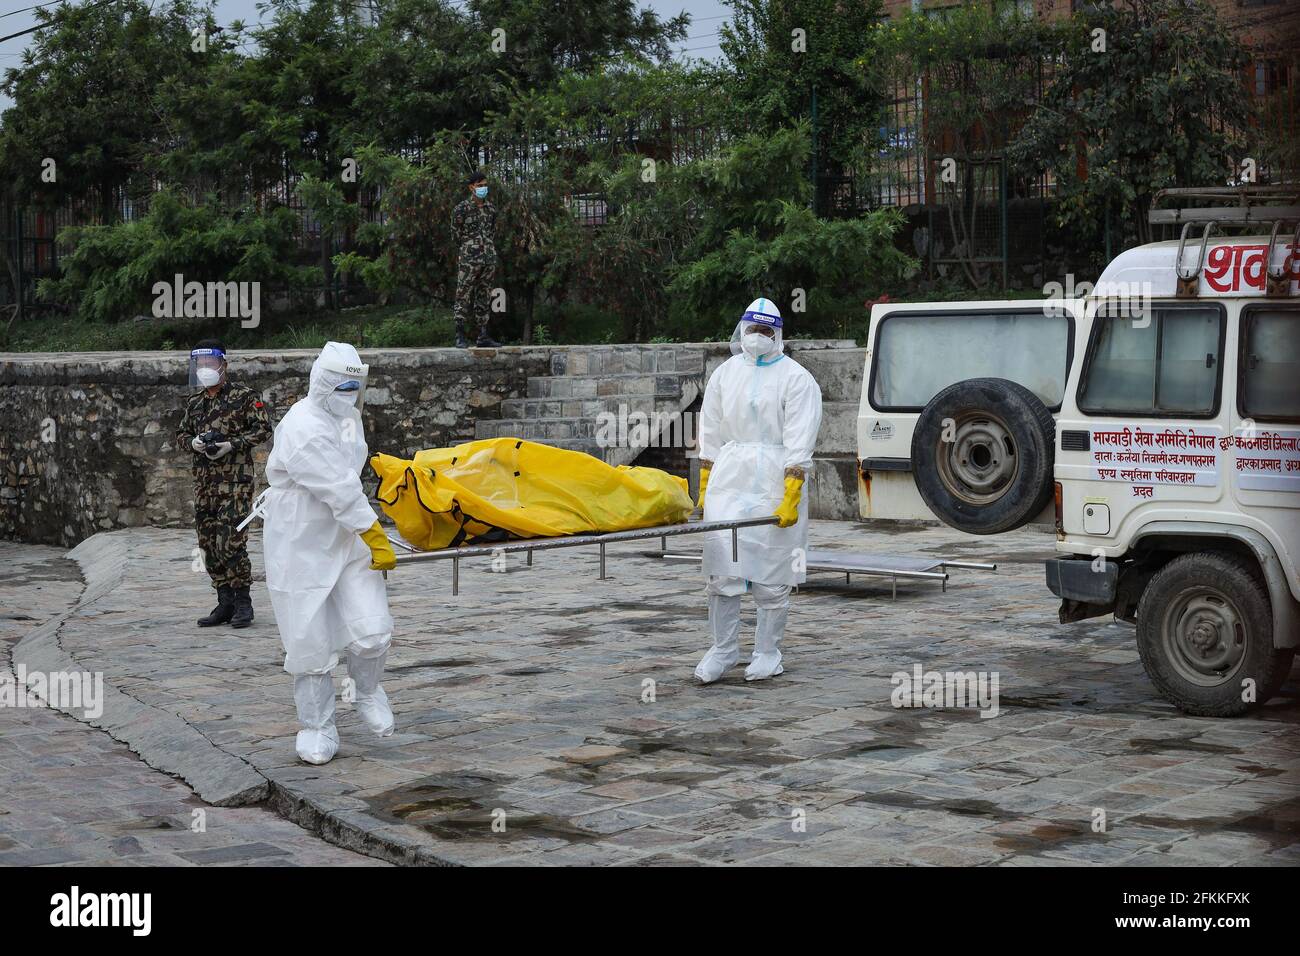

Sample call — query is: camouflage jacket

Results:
[176,381,274,493]
[452,198,497,263]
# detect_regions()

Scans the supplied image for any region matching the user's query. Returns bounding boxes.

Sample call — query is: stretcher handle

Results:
[387,516,779,566]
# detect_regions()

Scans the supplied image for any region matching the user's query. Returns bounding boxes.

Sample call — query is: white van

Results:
[857,193,1299,715]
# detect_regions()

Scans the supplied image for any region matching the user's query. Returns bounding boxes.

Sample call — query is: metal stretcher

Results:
[386,516,780,595]
[655,549,996,598]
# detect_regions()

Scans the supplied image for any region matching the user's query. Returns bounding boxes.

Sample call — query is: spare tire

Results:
[910,377,1055,535]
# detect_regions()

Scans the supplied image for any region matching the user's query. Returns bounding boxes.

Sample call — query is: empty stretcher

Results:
[657,549,996,598]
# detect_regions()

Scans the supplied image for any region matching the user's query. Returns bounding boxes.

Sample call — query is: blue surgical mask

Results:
[474,185,489,199]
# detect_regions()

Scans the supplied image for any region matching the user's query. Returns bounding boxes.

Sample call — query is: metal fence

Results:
[0,194,125,315]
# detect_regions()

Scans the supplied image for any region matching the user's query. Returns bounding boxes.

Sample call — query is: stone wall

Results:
[0,348,552,546]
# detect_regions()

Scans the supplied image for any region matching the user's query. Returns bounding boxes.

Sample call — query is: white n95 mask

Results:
[742,332,775,359]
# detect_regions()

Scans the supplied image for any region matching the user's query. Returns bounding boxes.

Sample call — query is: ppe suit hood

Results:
[729,297,784,364]
[309,342,369,418]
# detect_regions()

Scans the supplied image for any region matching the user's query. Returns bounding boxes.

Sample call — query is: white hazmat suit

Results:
[263,342,396,764]
[696,298,823,683]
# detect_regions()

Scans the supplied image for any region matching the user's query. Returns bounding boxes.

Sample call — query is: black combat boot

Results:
[475,333,501,348]
[230,587,254,629]
[454,328,470,349]
[198,586,235,627]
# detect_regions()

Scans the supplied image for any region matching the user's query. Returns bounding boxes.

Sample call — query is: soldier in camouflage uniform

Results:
[452,170,501,348]
[176,339,274,629]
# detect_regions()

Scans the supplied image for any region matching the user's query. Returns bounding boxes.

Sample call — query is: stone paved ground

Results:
[6,522,1299,866]
[0,543,385,866]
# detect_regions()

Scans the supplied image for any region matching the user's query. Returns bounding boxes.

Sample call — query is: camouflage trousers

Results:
[195,484,254,590]
[454,257,495,338]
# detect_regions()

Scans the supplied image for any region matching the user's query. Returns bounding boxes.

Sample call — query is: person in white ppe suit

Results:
[263,342,398,764]
[695,298,823,683]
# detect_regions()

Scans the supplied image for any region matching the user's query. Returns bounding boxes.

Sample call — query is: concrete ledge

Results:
[266,785,457,867]
[11,531,270,806]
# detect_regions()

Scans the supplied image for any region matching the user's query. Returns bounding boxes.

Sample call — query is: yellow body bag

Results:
[371,438,695,551]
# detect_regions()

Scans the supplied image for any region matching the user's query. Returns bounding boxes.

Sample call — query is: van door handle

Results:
[1205,353,1216,369]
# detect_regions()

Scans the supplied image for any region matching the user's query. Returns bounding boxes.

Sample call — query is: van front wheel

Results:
[1136,552,1293,716]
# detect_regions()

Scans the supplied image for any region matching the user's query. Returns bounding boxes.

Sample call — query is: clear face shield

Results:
[729,300,784,361]
[316,353,370,417]
[329,377,366,416]
[188,348,227,389]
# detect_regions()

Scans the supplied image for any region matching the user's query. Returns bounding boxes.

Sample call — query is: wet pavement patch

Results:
[0,557,84,587]
[1127,797,1299,849]
[613,729,798,769]
[1128,736,1243,756]
[992,820,1093,854]
[851,789,1018,821]
[1236,764,1285,777]
[997,693,1091,710]
[540,625,598,647]
[365,772,599,844]
[387,658,482,672]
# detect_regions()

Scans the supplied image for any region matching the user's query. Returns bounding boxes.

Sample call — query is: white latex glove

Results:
[190,436,206,453]
[205,441,234,460]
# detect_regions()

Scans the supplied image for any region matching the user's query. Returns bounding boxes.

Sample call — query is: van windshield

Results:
[871,310,1071,410]
[1078,306,1222,417]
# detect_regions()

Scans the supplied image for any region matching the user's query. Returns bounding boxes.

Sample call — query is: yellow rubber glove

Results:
[773,475,804,528]
[697,467,710,510]
[359,521,397,571]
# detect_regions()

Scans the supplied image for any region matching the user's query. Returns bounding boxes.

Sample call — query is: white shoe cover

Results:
[346,648,395,737]
[745,583,789,682]
[295,727,340,764]
[293,674,339,764]
[744,655,784,682]
[695,589,743,684]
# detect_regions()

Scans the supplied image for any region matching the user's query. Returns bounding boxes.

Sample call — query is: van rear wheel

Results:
[910,377,1056,535]
[1135,552,1293,716]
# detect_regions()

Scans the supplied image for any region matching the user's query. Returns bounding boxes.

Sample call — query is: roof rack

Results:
[1150,186,1300,297]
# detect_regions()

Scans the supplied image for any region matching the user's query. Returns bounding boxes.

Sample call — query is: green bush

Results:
[37,191,321,323]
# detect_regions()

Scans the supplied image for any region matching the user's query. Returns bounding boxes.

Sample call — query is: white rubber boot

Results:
[695,578,745,684]
[346,648,395,737]
[745,582,789,681]
[293,674,339,764]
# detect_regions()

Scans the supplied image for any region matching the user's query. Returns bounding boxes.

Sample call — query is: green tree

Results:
[1009,0,1257,258]
[38,191,318,323]
[665,125,916,336]
[466,0,687,93]
[346,0,503,146]
[0,0,219,222]
[719,0,888,215]
[873,5,1050,287]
